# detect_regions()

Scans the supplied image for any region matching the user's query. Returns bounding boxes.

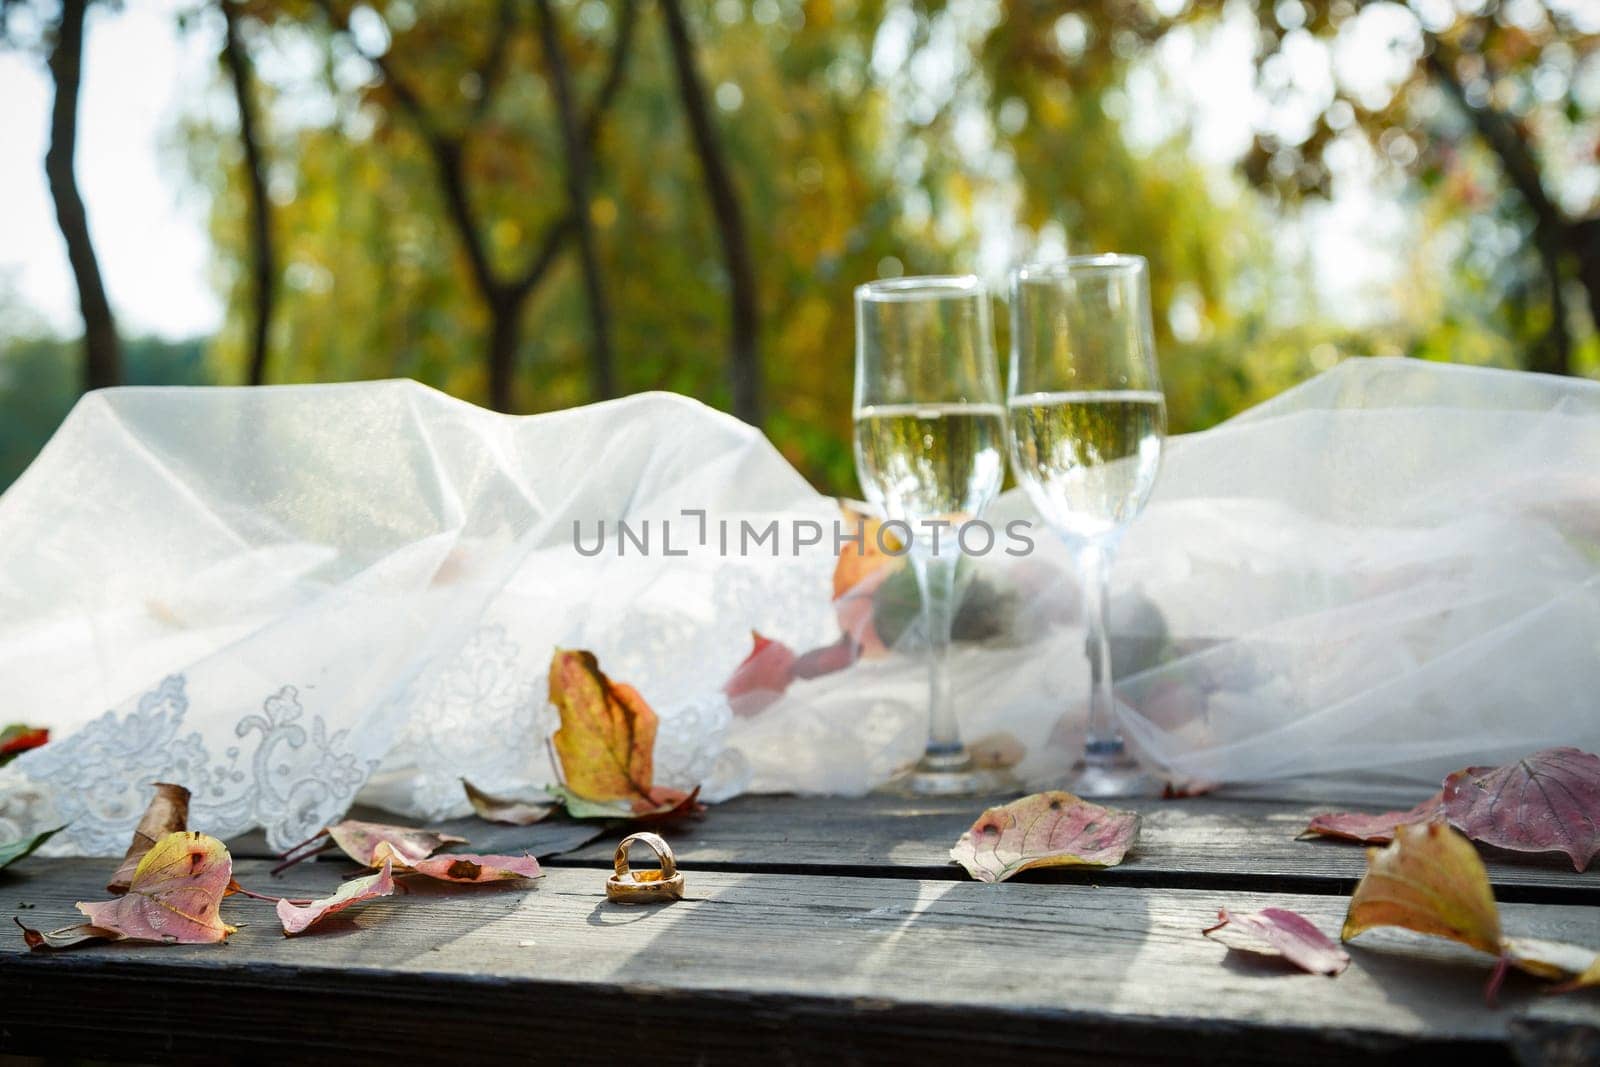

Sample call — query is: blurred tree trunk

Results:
[1426,41,1589,377]
[533,0,615,401]
[45,0,120,392]
[659,0,763,427]
[220,0,276,386]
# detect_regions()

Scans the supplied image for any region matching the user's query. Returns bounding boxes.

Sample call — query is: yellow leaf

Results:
[1341,821,1501,955]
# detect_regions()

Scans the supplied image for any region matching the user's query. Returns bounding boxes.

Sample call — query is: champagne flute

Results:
[853,276,1010,795]
[1007,256,1166,797]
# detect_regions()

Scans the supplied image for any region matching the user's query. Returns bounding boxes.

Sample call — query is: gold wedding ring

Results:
[605,831,685,904]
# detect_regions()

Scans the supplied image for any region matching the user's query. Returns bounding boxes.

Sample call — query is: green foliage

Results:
[0,335,210,490]
[3,0,1592,497]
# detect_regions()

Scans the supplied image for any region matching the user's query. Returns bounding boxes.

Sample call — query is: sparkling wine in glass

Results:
[853,276,1011,795]
[1007,256,1166,797]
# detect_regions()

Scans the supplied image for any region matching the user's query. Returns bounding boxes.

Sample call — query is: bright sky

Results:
[0,0,1409,341]
[0,0,222,339]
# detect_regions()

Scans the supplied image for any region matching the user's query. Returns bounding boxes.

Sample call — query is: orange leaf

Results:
[831,505,903,655]
[549,648,659,807]
[1341,822,1501,956]
[950,791,1138,883]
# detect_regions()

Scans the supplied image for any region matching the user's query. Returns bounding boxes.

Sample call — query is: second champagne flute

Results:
[1007,255,1166,797]
[853,276,1009,795]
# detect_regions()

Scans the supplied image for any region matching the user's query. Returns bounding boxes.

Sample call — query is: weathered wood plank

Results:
[545,792,1597,902]
[2,858,1596,1063]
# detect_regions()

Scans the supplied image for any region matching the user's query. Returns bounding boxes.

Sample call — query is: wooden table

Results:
[3,782,1597,1064]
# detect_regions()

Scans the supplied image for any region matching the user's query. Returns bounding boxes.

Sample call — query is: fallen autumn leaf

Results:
[1302,791,1444,844]
[950,791,1138,883]
[463,779,555,826]
[1202,907,1350,976]
[277,860,397,936]
[1442,748,1600,872]
[108,781,190,893]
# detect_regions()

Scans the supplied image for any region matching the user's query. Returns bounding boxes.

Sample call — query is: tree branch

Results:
[221,0,276,386]
[659,0,763,426]
[533,0,616,400]
[314,0,499,303]
[470,0,517,120]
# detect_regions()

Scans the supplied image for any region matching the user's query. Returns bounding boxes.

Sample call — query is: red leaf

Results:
[277,860,396,936]
[1302,791,1445,844]
[0,725,48,759]
[632,785,705,823]
[724,631,797,717]
[1203,907,1350,976]
[1442,748,1600,872]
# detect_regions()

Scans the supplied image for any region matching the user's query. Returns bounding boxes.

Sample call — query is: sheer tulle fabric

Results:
[2,359,1596,854]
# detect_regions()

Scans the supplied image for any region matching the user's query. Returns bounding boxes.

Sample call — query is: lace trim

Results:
[17,675,377,854]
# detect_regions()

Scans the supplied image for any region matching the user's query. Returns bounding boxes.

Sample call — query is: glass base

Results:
[1065,739,1162,798]
[882,749,1020,798]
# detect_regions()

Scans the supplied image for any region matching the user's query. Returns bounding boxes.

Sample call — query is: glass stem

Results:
[1079,542,1122,766]
[911,550,964,767]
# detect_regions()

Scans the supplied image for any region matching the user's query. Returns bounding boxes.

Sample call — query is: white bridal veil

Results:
[2,357,1596,854]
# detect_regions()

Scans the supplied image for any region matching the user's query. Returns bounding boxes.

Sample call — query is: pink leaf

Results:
[1203,907,1350,976]
[74,832,236,945]
[374,841,542,883]
[1443,748,1600,872]
[276,860,396,936]
[326,820,468,867]
[1302,791,1445,844]
[950,791,1138,883]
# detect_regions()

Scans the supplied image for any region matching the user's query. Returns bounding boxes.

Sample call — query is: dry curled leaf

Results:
[1442,748,1600,872]
[1342,821,1600,1002]
[462,779,555,826]
[373,840,542,883]
[277,860,396,936]
[1202,907,1350,976]
[29,832,238,950]
[950,791,1138,883]
[14,917,119,950]
[1342,821,1502,955]
[1302,791,1445,844]
[109,782,191,893]
[328,820,467,866]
